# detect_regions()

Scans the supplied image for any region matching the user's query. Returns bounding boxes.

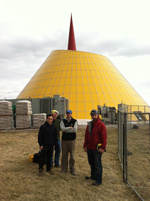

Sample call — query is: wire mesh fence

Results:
[127,113,150,201]
[118,104,150,201]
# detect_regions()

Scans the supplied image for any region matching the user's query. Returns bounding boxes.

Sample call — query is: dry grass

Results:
[0,125,141,201]
[127,125,150,200]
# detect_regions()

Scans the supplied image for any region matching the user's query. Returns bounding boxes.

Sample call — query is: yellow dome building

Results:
[17,15,148,119]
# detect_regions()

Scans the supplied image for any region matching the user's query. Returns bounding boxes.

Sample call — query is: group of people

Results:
[38,109,107,186]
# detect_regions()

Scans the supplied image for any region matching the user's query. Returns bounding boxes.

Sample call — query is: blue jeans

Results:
[87,149,103,184]
[51,140,61,166]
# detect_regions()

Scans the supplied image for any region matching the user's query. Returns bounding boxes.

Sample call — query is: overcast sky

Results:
[1,0,150,105]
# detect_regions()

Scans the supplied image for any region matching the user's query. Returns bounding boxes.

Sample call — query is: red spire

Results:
[68,14,76,51]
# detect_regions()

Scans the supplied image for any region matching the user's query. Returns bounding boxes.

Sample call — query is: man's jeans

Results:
[51,140,61,166]
[87,149,103,184]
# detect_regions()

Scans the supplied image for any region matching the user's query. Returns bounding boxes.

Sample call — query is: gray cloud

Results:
[76,33,150,57]
[0,32,67,81]
[0,31,68,99]
[0,36,61,60]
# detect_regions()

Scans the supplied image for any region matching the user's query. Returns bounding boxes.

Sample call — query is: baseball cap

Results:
[66,110,72,114]
[51,110,58,114]
[90,109,99,115]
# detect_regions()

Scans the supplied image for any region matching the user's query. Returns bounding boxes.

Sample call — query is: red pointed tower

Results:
[68,14,76,50]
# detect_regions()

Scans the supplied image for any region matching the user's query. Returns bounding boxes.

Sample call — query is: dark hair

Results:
[47,114,53,119]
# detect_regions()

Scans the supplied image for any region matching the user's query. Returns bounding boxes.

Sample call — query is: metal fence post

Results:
[123,112,128,183]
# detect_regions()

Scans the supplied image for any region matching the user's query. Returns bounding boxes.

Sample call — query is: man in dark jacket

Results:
[60,110,77,175]
[38,114,57,176]
[83,109,107,186]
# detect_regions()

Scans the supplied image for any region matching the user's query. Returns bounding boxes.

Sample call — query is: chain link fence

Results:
[118,104,150,201]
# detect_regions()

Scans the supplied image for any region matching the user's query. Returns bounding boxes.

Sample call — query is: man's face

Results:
[91,114,99,121]
[47,116,53,125]
[53,113,57,120]
[66,113,72,119]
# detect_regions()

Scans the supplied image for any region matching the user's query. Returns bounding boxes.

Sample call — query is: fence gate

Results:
[118,105,150,201]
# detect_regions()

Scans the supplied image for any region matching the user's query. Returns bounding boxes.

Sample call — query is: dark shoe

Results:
[55,165,60,168]
[61,170,67,173]
[71,171,76,176]
[39,169,43,177]
[92,182,101,186]
[46,170,54,175]
[85,176,96,180]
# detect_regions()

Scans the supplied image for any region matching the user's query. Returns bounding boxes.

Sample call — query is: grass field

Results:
[127,125,150,201]
[0,125,141,201]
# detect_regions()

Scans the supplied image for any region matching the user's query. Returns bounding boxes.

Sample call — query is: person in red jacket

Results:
[83,109,107,186]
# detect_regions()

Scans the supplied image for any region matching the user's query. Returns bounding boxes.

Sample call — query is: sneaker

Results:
[39,169,43,177]
[92,182,101,186]
[85,176,96,180]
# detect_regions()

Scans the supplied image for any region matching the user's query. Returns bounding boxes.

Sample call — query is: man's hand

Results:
[83,147,87,152]
[70,126,73,129]
[40,146,43,150]
[98,148,104,153]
